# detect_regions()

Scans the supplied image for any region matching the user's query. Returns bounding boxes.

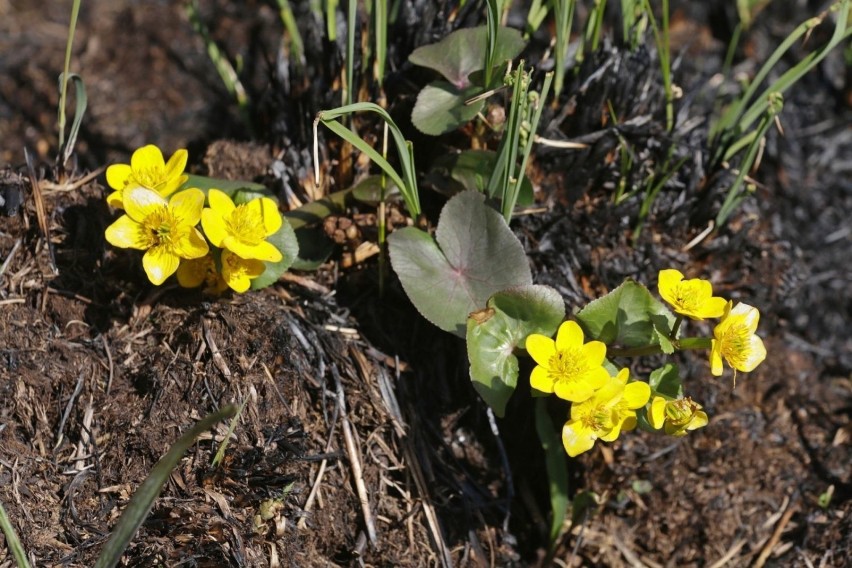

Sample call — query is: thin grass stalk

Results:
[507,72,553,218]
[525,0,549,39]
[0,498,31,568]
[716,93,783,225]
[275,0,306,71]
[346,0,356,106]
[632,154,688,242]
[186,1,252,134]
[484,0,500,88]
[326,0,338,40]
[641,0,673,132]
[211,398,248,468]
[316,102,421,216]
[58,0,81,152]
[552,0,576,98]
[374,0,387,86]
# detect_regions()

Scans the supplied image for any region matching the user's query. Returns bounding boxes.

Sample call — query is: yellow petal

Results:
[710,339,724,376]
[732,302,760,333]
[581,340,607,367]
[687,411,709,431]
[529,365,554,393]
[176,257,208,288]
[105,215,149,250]
[174,227,210,259]
[583,367,610,392]
[255,197,283,236]
[170,189,205,225]
[623,381,651,409]
[106,163,132,190]
[164,149,188,180]
[525,334,555,366]
[562,421,596,457]
[739,335,766,372]
[657,269,683,302]
[555,320,584,351]
[143,245,180,285]
[222,238,282,262]
[201,208,228,248]
[106,191,125,209]
[131,144,166,172]
[222,250,266,293]
[554,378,596,403]
[699,296,728,319]
[208,188,236,216]
[124,186,167,222]
[650,397,667,429]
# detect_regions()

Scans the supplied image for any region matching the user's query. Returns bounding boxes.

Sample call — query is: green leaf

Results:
[467,285,564,416]
[0,497,31,568]
[250,217,299,289]
[535,398,569,547]
[411,81,484,136]
[94,406,238,568]
[181,174,271,200]
[576,279,676,347]
[282,189,348,270]
[408,26,526,88]
[648,363,683,399]
[388,191,532,336]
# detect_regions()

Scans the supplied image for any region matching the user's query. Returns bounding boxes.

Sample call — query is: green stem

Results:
[669,314,683,339]
[58,0,82,151]
[608,336,711,358]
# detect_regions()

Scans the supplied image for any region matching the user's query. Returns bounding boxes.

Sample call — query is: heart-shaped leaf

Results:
[409,26,526,89]
[388,191,532,336]
[467,285,565,416]
[575,279,676,347]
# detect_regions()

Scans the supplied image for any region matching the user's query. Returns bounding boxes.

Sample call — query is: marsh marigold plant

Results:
[518,268,766,458]
[104,144,292,292]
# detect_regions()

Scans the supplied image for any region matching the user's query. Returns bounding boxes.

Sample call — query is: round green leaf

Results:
[467,285,565,416]
[576,279,676,347]
[388,191,532,336]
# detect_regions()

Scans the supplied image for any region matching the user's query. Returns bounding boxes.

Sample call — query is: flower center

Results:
[227,205,267,245]
[720,323,751,367]
[142,206,182,249]
[673,283,701,312]
[581,404,612,433]
[548,349,586,384]
[131,166,167,191]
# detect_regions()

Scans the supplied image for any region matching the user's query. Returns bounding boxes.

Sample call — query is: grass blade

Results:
[0,498,32,568]
[93,405,238,568]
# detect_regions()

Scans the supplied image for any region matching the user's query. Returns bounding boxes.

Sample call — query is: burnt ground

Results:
[1,0,851,567]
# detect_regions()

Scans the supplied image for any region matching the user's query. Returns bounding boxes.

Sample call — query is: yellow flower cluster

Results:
[658,269,766,377]
[104,145,284,293]
[526,322,651,457]
[525,269,767,458]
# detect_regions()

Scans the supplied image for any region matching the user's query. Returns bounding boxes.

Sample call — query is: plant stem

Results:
[58,0,82,152]
[608,336,711,358]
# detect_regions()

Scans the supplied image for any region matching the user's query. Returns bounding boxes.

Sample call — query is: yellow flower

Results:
[525,320,609,402]
[220,250,265,293]
[710,301,766,376]
[176,254,228,295]
[600,369,652,442]
[657,269,727,320]
[201,189,283,262]
[105,145,189,208]
[649,396,708,437]
[105,187,208,285]
[561,369,651,457]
